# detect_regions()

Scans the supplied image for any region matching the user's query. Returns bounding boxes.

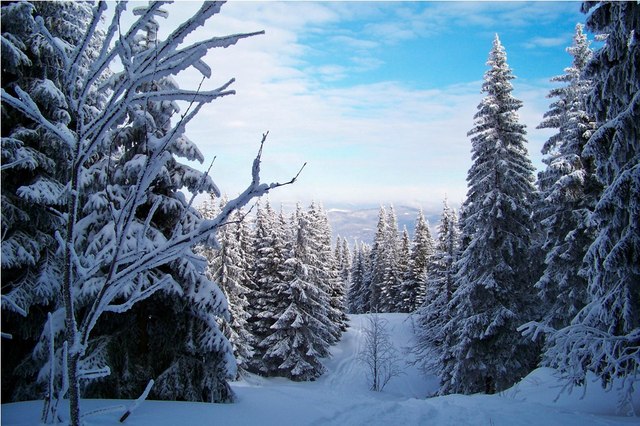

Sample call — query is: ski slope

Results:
[2,314,638,425]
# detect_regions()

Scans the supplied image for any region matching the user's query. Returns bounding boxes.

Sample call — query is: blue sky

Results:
[144,1,590,211]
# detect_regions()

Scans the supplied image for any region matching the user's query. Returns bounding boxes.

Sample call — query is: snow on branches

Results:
[2,2,303,425]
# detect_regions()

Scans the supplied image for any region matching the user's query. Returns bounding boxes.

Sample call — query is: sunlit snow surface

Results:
[2,314,638,425]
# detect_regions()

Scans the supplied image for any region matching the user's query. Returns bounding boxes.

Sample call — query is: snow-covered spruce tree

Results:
[1,1,104,401]
[334,236,344,273]
[228,207,257,376]
[348,240,371,314]
[412,198,460,375]
[395,227,412,313]
[523,2,639,413]
[533,23,598,330]
[371,205,401,313]
[200,196,255,378]
[308,202,347,339]
[1,2,305,424]
[334,235,352,328]
[247,200,289,374]
[439,35,539,395]
[260,205,332,380]
[380,206,402,313]
[335,236,352,304]
[399,210,434,313]
[368,206,388,312]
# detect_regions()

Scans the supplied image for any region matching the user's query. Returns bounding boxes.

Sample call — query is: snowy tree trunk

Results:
[62,205,81,426]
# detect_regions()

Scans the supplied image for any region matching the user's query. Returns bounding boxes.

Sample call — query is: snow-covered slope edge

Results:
[2,314,637,426]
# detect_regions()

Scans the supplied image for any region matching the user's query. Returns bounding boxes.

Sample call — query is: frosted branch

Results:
[152,1,225,61]
[1,88,75,149]
[35,16,70,70]
[0,157,31,171]
[1,294,27,317]
[153,32,264,79]
[130,83,235,104]
[102,132,305,287]
[103,274,174,315]
[68,1,108,95]
[139,197,163,249]
[77,366,111,381]
[179,157,218,228]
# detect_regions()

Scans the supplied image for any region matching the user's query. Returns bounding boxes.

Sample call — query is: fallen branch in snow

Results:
[119,379,155,423]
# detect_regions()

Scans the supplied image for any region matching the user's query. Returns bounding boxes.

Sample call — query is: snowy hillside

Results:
[2,314,637,426]
[327,206,440,244]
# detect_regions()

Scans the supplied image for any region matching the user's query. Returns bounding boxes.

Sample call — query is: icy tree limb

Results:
[1,293,27,317]
[78,132,305,350]
[103,274,175,314]
[77,366,111,381]
[68,1,108,97]
[0,88,75,149]
[0,157,31,171]
[35,16,71,69]
[130,84,236,104]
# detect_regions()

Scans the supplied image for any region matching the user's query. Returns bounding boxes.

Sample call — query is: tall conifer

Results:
[441,35,539,395]
[534,24,598,330]
[536,3,639,410]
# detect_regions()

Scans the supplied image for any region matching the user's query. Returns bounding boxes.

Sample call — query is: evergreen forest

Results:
[1,1,638,424]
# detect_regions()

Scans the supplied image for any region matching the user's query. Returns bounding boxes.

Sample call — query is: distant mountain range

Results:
[326,205,441,245]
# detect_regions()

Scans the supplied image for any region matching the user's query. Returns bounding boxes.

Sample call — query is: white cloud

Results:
[523,35,571,49]
[114,2,564,210]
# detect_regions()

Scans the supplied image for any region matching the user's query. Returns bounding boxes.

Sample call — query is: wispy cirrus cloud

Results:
[523,35,572,49]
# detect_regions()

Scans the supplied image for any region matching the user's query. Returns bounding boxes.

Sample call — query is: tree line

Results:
[198,197,348,382]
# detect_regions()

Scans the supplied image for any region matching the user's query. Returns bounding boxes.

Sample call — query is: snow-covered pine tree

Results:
[307,202,346,342]
[1,3,302,423]
[395,227,412,313]
[334,236,352,302]
[533,23,598,330]
[369,206,389,312]
[348,240,370,314]
[341,237,352,279]
[247,200,289,374]
[260,205,331,381]
[381,206,402,312]
[1,1,103,400]
[412,198,460,375]
[440,35,539,395]
[201,197,255,378]
[399,210,434,313]
[334,236,344,272]
[527,2,639,412]
[335,236,352,328]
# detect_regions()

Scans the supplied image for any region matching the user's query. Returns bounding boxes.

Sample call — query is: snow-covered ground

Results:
[2,314,638,425]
